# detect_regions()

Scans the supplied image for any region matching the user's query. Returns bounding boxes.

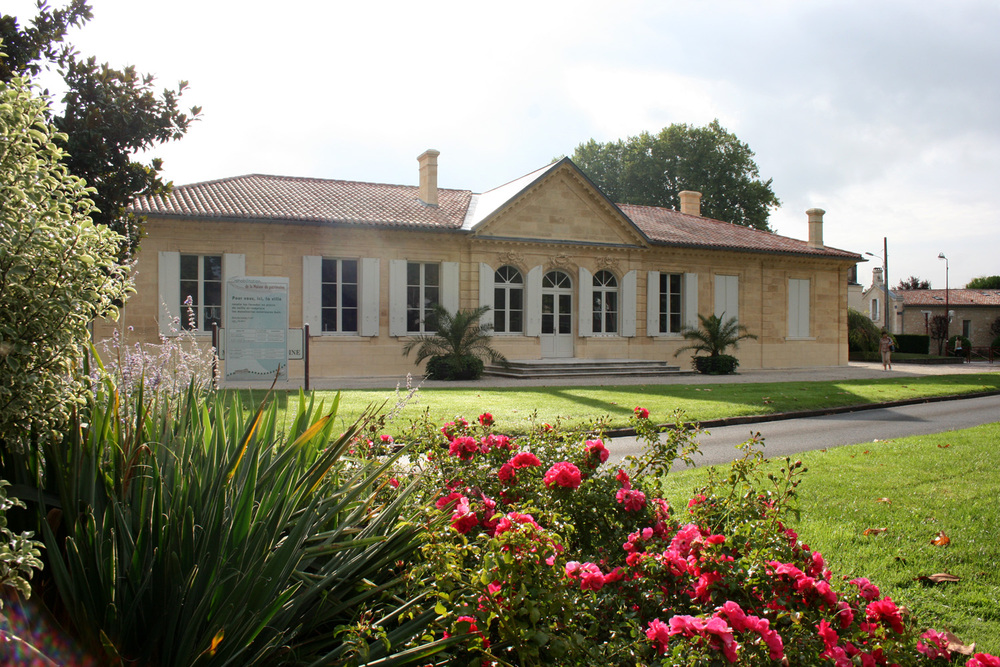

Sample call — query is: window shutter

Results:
[525,265,542,337]
[622,270,637,337]
[360,257,380,337]
[714,275,739,324]
[646,271,660,336]
[683,272,699,329]
[788,278,810,337]
[222,253,245,328]
[578,266,593,337]
[158,251,180,336]
[302,255,322,331]
[389,259,406,337]
[479,263,494,336]
[442,262,460,315]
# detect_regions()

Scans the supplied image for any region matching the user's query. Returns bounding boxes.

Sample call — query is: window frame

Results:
[493,265,524,334]
[592,270,619,335]
[179,253,223,333]
[320,257,359,334]
[406,261,440,334]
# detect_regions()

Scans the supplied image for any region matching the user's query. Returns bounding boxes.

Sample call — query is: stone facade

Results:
[96,155,862,382]
[898,289,1000,348]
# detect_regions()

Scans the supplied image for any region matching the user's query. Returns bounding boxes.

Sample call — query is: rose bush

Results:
[380,408,997,666]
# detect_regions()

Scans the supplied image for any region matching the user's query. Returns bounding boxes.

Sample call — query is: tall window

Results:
[870,297,879,321]
[962,320,972,339]
[406,261,439,333]
[542,270,572,335]
[592,270,618,334]
[180,254,222,331]
[788,278,811,338]
[659,273,683,333]
[494,265,523,333]
[321,258,358,333]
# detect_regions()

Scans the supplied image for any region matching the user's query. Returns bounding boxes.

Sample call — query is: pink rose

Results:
[509,451,542,468]
[583,439,610,467]
[478,412,494,427]
[634,406,650,419]
[616,487,647,511]
[543,461,582,489]
[448,436,479,460]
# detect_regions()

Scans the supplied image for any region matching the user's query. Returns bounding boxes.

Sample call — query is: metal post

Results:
[882,237,889,333]
[303,323,310,392]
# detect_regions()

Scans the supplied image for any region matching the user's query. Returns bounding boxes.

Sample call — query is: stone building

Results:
[95,151,862,382]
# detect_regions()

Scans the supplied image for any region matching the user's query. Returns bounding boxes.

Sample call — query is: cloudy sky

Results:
[9,0,999,288]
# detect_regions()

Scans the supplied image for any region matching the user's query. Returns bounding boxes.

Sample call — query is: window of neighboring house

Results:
[788,278,810,338]
[659,272,683,333]
[321,258,358,333]
[179,254,222,331]
[592,270,618,334]
[406,261,440,333]
[922,311,931,334]
[963,320,972,339]
[494,265,524,334]
[871,297,879,321]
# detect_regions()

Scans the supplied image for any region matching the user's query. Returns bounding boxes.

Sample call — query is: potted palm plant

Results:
[402,304,509,380]
[674,313,758,374]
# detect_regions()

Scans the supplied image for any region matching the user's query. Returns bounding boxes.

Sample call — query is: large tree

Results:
[895,275,931,290]
[0,1,200,257]
[571,120,781,231]
[967,275,1000,289]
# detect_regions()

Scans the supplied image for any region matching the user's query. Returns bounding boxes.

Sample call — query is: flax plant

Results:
[15,373,450,666]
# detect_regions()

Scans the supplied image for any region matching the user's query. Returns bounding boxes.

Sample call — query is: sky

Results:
[7,0,999,288]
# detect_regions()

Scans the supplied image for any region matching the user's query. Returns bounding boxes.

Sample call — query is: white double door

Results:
[540,270,574,358]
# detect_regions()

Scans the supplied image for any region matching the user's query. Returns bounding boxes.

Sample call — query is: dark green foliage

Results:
[948,335,971,357]
[992,336,1000,352]
[990,317,1000,339]
[1,2,200,257]
[893,334,930,354]
[895,275,931,290]
[848,308,881,353]
[930,315,950,355]
[674,313,757,374]
[402,304,508,381]
[966,275,1000,289]
[571,120,780,231]
[692,354,740,375]
[425,354,484,381]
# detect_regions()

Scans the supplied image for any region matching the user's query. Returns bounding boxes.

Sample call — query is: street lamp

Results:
[938,253,949,343]
[864,236,889,331]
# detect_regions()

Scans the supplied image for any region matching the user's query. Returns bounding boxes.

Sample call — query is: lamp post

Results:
[938,253,949,343]
[865,236,889,332]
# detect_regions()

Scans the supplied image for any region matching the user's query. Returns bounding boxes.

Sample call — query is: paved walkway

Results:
[288,360,998,391]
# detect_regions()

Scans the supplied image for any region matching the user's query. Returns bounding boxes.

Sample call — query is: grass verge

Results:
[652,423,1000,654]
[233,373,1000,437]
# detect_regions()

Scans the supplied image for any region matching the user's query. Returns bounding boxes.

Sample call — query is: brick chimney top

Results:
[679,190,702,216]
[417,149,440,207]
[806,208,825,248]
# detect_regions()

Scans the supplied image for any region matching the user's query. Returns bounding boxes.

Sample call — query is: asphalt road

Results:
[606,393,1000,469]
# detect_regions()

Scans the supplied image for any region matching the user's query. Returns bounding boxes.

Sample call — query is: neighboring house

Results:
[859,267,903,333]
[95,151,862,381]
[898,289,1000,347]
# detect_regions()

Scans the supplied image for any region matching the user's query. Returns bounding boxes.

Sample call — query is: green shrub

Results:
[948,335,971,357]
[992,335,1000,351]
[3,377,450,666]
[894,334,930,354]
[848,307,881,352]
[692,354,740,374]
[425,354,485,380]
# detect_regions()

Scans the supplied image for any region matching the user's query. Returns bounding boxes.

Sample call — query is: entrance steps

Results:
[484,358,691,379]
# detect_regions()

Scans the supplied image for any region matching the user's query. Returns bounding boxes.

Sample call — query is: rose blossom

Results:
[448,436,479,460]
[634,406,650,419]
[478,412,494,427]
[543,461,582,489]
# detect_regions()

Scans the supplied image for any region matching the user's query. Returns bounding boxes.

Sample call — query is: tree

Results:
[929,315,949,356]
[571,120,781,231]
[967,275,1000,289]
[402,305,508,380]
[0,2,200,257]
[674,313,758,374]
[0,67,130,451]
[895,275,931,290]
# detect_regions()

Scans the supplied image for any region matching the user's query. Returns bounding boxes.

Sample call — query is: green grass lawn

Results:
[234,373,1000,437]
[652,423,1000,654]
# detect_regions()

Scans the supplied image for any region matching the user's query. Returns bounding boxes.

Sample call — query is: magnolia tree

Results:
[0,69,130,451]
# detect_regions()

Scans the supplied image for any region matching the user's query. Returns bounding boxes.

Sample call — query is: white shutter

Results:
[389,259,406,337]
[359,258,380,337]
[302,256,322,331]
[158,251,180,336]
[683,272,699,329]
[525,265,542,337]
[442,262,460,315]
[479,263,494,311]
[578,266,593,337]
[715,275,739,324]
[221,253,245,329]
[789,278,811,337]
[646,271,660,336]
[622,270,637,337]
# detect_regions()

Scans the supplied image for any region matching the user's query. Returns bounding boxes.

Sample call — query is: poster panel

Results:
[225,277,289,382]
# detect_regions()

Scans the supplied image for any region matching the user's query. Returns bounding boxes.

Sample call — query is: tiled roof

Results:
[900,289,1000,307]
[132,174,472,229]
[132,167,860,260]
[619,204,859,259]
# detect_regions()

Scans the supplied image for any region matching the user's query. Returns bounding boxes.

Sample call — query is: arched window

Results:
[494,265,524,333]
[592,270,618,334]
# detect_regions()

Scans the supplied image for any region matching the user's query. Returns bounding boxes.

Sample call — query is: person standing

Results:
[879,330,893,371]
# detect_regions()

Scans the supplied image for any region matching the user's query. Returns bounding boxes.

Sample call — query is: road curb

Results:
[604,389,1000,438]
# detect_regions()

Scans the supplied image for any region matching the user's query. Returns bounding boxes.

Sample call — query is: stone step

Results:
[484,359,692,379]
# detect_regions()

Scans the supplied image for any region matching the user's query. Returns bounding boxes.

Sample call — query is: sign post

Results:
[224,277,289,382]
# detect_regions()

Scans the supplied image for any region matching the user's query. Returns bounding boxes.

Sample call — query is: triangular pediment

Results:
[469,160,648,248]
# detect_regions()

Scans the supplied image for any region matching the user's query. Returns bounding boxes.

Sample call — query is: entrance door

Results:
[540,270,573,358]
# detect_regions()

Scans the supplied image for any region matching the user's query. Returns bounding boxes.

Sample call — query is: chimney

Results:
[417,149,440,206]
[679,190,702,216]
[872,266,883,287]
[806,207,825,248]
